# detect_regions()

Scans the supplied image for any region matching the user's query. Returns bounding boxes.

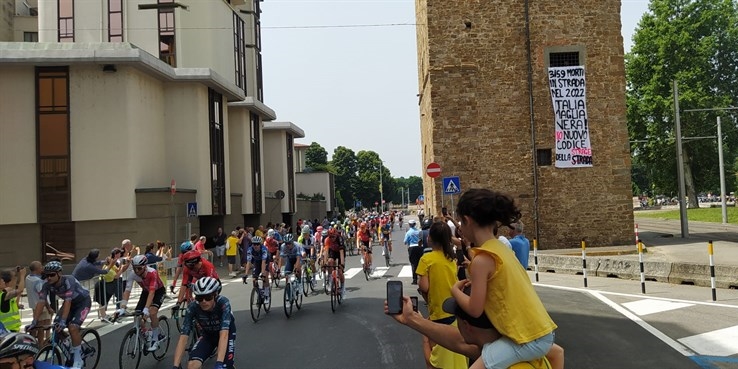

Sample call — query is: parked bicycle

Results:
[283,272,303,318]
[32,325,101,369]
[247,274,271,322]
[119,311,171,369]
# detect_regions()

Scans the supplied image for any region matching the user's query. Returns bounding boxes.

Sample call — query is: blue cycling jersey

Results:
[181,295,235,336]
[246,245,268,263]
[279,242,302,258]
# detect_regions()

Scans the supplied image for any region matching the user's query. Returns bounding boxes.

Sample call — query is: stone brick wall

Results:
[416,0,633,248]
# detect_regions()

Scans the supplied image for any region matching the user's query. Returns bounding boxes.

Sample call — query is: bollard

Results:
[637,239,646,294]
[533,238,539,282]
[708,240,716,301]
[581,239,588,288]
[634,223,639,250]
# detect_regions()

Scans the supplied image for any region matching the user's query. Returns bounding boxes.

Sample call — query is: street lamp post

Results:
[379,161,383,212]
[400,187,404,208]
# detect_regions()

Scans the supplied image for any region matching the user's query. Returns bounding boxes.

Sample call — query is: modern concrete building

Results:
[415,0,633,248]
[0,0,39,42]
[0,0,277,266]
[261,121,304,227]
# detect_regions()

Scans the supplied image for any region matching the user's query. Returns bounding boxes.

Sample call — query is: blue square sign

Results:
[187,202,198,217]
[442,176,461,195]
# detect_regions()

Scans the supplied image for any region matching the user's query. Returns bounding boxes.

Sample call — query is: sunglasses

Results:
[195,294,214,302]
[42,273,57,279]
[184,260,200,267]
[133,266,146,271]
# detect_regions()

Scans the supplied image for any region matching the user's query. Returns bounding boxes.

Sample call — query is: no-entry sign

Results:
[426,162,441,178]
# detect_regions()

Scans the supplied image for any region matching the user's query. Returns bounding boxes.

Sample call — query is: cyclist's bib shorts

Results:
[190,330,236,368]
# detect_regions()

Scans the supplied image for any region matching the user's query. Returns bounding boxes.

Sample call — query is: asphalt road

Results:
[84,221,737,369]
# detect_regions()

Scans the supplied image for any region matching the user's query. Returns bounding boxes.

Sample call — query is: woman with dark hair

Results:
[416,221,467,368]
[451,188,563,369]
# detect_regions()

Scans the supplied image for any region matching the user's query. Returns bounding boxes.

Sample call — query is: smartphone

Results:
[442,207,448,216]
[386,280,403,315]
[410,296,418,312]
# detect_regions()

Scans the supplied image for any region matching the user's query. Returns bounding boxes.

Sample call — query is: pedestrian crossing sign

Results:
[443,176,461,195]
[187,202,198,217]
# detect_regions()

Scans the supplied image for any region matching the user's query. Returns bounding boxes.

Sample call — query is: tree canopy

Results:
[627,0,738,205]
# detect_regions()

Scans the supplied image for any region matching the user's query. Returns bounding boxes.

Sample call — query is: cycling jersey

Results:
[280,242,302,258]
[358,229,372,243]
[181,295,235,335]
[39,275,89,303]
[183,259,219,286]
[246,245,268,263]
[324,236,341,252]
[381,225,391,239]
[265,237,279,254]
[297,234,313,249]
[130,267,164,291]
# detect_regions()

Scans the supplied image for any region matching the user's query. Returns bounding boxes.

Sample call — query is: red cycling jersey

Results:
[183,258,219,286]
[359,228,372,243]
[265,237,279,254]
[132,267,164,291]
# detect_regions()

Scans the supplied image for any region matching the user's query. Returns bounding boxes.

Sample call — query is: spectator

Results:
[194,236,213,260]
[25,261,52,343]
[226,231,239,277]
[71,249,109,282]
[509,221,531,269]
[95,248,124,323]
[144,243,163,269]
[212,227,227,267]
[0,267,26,332]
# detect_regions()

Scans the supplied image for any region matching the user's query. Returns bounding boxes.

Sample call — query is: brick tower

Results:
[415,0,633,248]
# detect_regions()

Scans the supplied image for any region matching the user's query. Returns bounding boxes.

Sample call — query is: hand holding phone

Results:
[410,296,418,312]
[386,281,403,315]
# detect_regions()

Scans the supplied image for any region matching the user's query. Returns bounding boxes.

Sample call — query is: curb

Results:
[529,255,738,289]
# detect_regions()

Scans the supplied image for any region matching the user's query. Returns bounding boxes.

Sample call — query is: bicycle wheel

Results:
[330,281,337,313]
[173,300,187,333]
[301,267,309,296]
[35,345,63,365]
[283,283,293,318]
[264,284,272,312]
[296,282,303,310]
[364,261,370,281]
[80,328,101,369]
[384,246,391,268]
[337,279,343,306]
[152,316,170,360]
[308,268,316,293]
[271,264,281,288]
[250,287,262,322]
[119,328,141,369]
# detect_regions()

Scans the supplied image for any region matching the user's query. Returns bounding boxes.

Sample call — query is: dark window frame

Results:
[250,113,262,213]
[24,32,39,42]
[158,0,176,66]
[549,52,580,67]
[254,0,263,101]
[108,0,124,42]
[57,0,74,42]
[233,12,246,93]
[286,133,295,213]
[536,149,552,166]
[208,89,226,215]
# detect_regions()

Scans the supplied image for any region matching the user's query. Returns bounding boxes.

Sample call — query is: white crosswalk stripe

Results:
[398,265,413,278]
[370,267,390,278]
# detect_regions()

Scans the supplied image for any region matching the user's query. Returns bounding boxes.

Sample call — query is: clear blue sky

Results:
[261,0,651,178]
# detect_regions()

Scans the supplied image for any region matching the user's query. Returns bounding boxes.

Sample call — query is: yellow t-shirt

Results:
[102,265,118,283]
[415,250,457,321]
[226,235,239,256]
[469,238,557,344]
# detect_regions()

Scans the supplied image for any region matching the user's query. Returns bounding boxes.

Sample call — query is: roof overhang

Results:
[228,96,277,121]
[263,121,305,138]
[0,42,245,102]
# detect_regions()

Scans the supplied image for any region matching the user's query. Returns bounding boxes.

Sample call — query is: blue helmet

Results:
[284,234,294,243]
[180,241,193,253]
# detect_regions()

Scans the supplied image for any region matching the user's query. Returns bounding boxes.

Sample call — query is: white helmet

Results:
[131,255,148,266]
[193,276,221,295]
[267,229,275,237]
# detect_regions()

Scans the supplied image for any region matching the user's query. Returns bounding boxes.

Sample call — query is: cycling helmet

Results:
[192,276,220,296]
[408,219,417,227]
[321,229,328,237]
[267,229,275,237]
[422,218,433,230]
[284,234,294,243]
[131,254,148,266]
[301,225,311,234]
[251,236,264,244]
[183,250,201,264]
[0,333,39,359]
[43,261,62,273]
[360,222,367,228]
[180,241,193,253]
[328,228,337,237]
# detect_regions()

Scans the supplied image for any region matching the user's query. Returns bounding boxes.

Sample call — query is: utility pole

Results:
[673,80,689,238]
[379,161,383,212]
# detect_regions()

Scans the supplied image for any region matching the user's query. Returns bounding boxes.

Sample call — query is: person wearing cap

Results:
[451,189,561,369]
[31,261,91,368]
[404,219,422,285]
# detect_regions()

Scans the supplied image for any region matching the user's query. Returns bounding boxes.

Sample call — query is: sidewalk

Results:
[533,217,738,289]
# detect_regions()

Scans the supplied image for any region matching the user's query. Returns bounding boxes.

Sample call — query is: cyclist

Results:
[357,222,373,270]
[243,236,269,302]
[297,226,316,273]
[398,212,404,229]
[380,220,392,257]
[280,234,302,282]
[129,255,166,352]
[170,241,196,297]
[323,228,346,296]
[29,261,91,369]
[172,277,235,369]
[181,251,219,289]
[264,230,280,271]
[0,332,71,369]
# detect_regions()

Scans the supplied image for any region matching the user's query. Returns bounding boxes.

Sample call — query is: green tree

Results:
[305,142,329,172]
[331,146,358,211]
[355,150,395,209]
[627,0,738,207]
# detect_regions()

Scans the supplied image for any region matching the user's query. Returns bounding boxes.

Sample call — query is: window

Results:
[549,52,580,67]
[24,32,38,42]
[250,113,262,213]
[36,67,71,224]
[233,12,246,92]
[158,0,176,66]
[108,0,123,42]
[209,89,226,215]
[253,0,264,101]
[58,0,74,42]
[537,149,552,166]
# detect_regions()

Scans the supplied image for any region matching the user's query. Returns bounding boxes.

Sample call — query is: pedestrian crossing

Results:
[311,264,413,281]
